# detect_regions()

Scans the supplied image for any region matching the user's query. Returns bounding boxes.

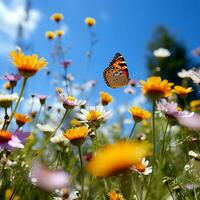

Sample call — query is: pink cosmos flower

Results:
[29,162,70,192]
[0,130,30,151]
[2,73,22,82]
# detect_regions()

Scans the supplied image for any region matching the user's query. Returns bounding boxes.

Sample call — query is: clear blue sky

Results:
[1,0,200,104]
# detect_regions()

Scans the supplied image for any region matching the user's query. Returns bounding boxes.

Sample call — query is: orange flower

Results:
[87,140,152,177]
[129,106,151,122]
[51,13,64,22]
[85,17,96,27]
[108,191,125,200]
[14,113,32,127]
[140,76,174,100]
[100,91,113,106]
[0,131,12,142]
[190,100,200,111]
[63,126,90,146]
[174,85,193,97]
[10,50,48,78]
[3,82,12,90]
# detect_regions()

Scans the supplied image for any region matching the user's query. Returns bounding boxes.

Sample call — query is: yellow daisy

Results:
[85,17,96,27]
[87,140,152,177]
[10,50,48,78]
[51,13,64,22]
[45,31,56,40]
[140,76,174,100]
[63,126,90,146]
[100,91,113,106]
[129,106,151,122]
[56,30,65,37]
[173,85,193,97]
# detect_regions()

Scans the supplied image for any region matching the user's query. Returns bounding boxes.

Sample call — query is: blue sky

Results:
[0,0,200,105]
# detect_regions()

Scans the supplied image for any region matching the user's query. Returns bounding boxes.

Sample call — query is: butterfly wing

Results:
[103,53,129,88]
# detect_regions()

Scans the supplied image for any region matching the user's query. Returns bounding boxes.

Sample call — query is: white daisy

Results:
[130,158,152,175]
[0,93,19,108]
[153,48,171,58]
[37,123,55,133]
[76,105,112,128]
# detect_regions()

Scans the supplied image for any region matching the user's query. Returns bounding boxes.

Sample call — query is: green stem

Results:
[1,108,8,130]
[33,109,69,159]
[160,120,169,162]
[5,78,28,130]
[144,101,156,200]
[129,122,137,138]
[78,145,84,200]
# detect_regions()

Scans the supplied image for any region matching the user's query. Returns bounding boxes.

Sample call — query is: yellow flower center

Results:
[66,96,76,101]
[0,131,12,142]
[86,111,103,122]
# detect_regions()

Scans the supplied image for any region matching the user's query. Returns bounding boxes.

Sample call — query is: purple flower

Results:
[0,130,30,151]
[34,94,48,105]
[60,60,72,68]
[29,162,70,192]
[2,73,22,82]
[176,112,200,130]
[128,79,137,87]
[157,99,179,118]
[58,93,86,109]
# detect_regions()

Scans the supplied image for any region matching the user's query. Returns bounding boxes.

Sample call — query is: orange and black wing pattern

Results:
[103,53,129,88]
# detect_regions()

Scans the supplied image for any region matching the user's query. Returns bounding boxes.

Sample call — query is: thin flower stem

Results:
[144,101,156,200]
[160,120,169,161]
[129,122,137,138]
[1,108,8,130]
[78,145,84,200]
[166,183,175,200]
[5,78,28,130]
[34,109,69,159]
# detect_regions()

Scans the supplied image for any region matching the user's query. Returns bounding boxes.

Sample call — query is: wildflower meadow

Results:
[0,1,200,200]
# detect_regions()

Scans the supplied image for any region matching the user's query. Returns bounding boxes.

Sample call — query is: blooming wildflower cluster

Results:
[0,5,199,200]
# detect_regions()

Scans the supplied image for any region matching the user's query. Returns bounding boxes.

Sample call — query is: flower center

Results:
[135,162,146,172]
[66,96,76,102]
[0,131,12,142]
[86,111,102,122]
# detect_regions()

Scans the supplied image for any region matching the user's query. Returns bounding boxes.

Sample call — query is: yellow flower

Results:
[140,76,174,100]
[100,91,113,106]
[14,113,32,127]
[108,191,125,200]
[3,82,12,90]
[10,50,48,78]
[51,13,64,22]
[129,106,151,122]
[87,140,152,177]
[173,85,193,97]
[85,17,96,27]
[5,188,20,200]
[56,30,65,37]
[56,87,63,94]
[190,100,200,111]
[45,31,56,40]
[70,118,82,127]
[63,126,90,146]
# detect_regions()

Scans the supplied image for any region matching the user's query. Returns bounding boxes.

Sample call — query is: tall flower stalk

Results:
[5,78,28,130]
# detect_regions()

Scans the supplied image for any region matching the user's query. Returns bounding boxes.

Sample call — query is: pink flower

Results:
[128,79,137,87]
[29,162,70,192]
[2,73,22,82]
[176,112,200,130]
[60,60,72,68]
[0,130,30,151]
[192,47,200,56]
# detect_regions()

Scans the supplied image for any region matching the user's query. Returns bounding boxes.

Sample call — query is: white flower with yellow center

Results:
[37,123,55,134]
[130,158,152,175]
[77,105,112,128]
[0,93,19,108]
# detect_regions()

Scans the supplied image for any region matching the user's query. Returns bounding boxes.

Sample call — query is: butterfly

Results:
[103,53,130,88]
